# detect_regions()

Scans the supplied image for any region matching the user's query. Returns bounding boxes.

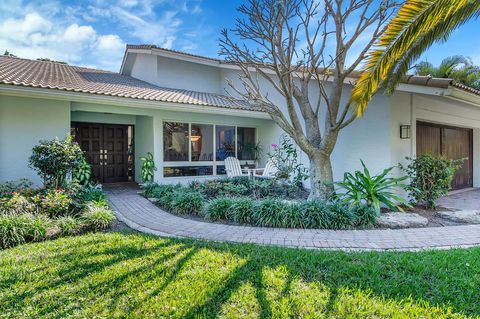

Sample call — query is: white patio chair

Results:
[252,159,278,179]
[224,157,250,178]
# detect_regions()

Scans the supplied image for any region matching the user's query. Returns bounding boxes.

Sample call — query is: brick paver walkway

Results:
[107,187,480,251]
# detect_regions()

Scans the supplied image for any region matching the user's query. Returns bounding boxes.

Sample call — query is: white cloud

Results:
[96,34,125,52]
[0,0,209,70]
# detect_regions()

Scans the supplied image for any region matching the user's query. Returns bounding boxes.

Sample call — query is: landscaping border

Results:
[107,186,480,252]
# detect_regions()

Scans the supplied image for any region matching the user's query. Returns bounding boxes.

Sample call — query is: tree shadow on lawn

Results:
[2,232,480,318]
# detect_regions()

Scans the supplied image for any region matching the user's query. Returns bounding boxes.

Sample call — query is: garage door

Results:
[416,121,473,190]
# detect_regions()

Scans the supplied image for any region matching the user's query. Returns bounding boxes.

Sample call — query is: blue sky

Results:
[1,0,479,72]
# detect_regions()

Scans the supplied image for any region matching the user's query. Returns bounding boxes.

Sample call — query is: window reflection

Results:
[237,127,256,160]
[163,122,189,161]
[216,126,235,161]
[191,124,214,161]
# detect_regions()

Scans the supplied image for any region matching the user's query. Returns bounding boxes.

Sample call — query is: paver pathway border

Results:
[107,187,480,251]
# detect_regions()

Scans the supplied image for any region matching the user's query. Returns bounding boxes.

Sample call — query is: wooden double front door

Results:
[72,123,131,183]
[416,121,473,190]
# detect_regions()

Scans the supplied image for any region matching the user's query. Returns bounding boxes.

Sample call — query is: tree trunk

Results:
[308,150,334,200]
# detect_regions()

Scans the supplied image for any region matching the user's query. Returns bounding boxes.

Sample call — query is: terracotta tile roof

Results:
[0,56,261,112]
[126,44,480,97]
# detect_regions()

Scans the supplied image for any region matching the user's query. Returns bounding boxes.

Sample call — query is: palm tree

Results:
[351,0,480,116]
[415,55,480,90]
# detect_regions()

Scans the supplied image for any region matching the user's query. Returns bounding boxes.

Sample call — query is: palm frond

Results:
[351,0,480,116]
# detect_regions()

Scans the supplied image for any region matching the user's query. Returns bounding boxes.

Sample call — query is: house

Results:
[1,45,480,191]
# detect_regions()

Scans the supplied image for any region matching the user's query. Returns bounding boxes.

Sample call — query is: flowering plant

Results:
[268,135,308,185]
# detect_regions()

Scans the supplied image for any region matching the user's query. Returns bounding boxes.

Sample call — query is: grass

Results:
[1,232,479,318]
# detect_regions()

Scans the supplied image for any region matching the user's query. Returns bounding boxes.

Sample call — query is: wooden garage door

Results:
[416,121,473,190]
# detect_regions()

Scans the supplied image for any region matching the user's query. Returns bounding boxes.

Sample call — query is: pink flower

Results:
[271,143,278,149]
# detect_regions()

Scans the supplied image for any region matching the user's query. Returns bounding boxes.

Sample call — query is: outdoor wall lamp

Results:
[400,125,411,139]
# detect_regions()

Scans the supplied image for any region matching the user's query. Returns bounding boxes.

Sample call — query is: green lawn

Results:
[1,232,479,318]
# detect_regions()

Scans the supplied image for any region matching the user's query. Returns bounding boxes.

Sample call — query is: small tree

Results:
[29,136,84,189]
[220,0,398,199]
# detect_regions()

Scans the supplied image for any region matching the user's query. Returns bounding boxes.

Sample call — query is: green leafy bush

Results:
[337,160,410,213]
[56,216,80,236]
[0,179,33,197]
[141,182,160,198]
[401,154,464,208]
[0,193,37,214]
[74,184,106,206]
[172,190,205,215]
[81,203,116,231]
[28,136,85,189]
[73,156,92,185]
[38,189,73,217]
[140,152,157,183]
[352,205,379,227]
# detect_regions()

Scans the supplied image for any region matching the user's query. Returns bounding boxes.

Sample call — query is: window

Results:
[237,127,256,160]
[191,124,214,161]
[163,121,256,178]
[163,122,188,161]
[216,126,235,161]
[164,166,213,177]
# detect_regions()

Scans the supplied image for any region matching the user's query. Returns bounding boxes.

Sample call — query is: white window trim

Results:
[162,120,258,178]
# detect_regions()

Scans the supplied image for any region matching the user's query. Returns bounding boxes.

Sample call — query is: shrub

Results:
[0,179,33,197]
[172,190,205,215]
[74,183,106,205]
[38,189,73,217]
[56,216,80,236]
[28,136,85,189]
[0,193,37,214]
[352,205,379,227]
[81,203,115,231]
[336,160,410,213]
[401,154,464,208]
[142,182,160,198]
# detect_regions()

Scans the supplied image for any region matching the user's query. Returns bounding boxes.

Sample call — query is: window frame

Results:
[162,120,258,178]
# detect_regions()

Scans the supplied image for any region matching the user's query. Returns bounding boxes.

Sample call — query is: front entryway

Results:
[72,122,134,183]
[416,121,473,190]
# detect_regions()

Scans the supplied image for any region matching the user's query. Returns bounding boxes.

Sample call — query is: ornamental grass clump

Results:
[171,190,205,215]
[81,203,116,231]
[203,198,235,221]
[56,216,81,236]
[0,213,51,249]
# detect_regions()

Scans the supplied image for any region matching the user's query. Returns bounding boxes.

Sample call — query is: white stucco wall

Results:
[0,96,71,184]
[390,92,480,187]
[130,54,222,94]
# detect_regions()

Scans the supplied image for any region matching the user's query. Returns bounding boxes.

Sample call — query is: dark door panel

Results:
[416,121,473,190]
[72,123,131,184]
